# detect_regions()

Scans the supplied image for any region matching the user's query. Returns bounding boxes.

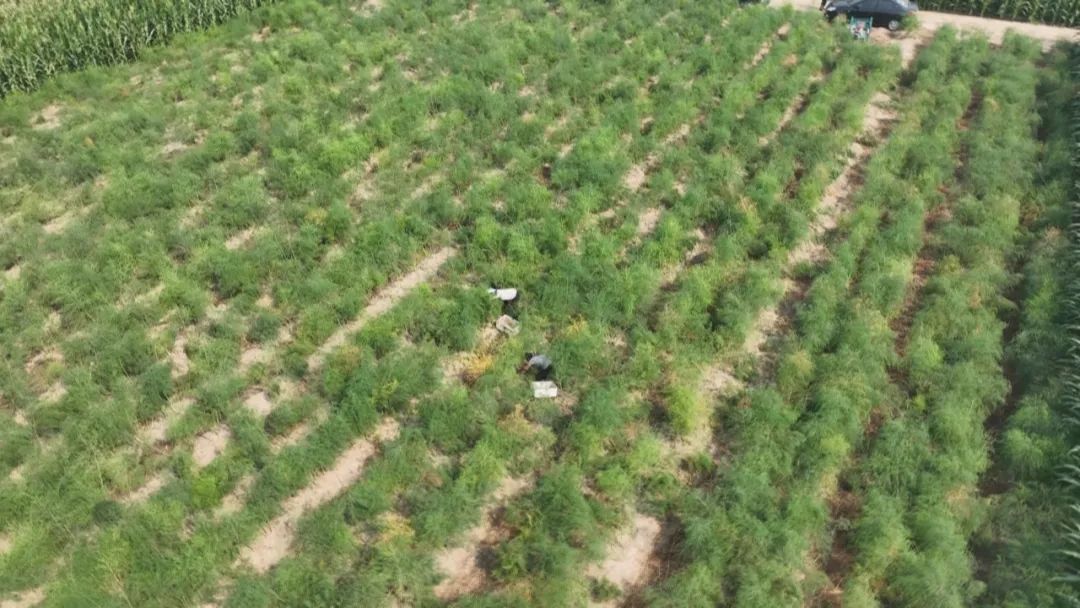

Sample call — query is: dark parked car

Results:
[824,0,917,31]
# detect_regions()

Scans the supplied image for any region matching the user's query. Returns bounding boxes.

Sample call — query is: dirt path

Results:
[237,418,399,574]
[307,246,456,372]
[586,512,663,606]
[748,23,793,69]
[0,587,44,608]
[139,397,195,444]
[710,89,897,393]
[433,476,531,601]
[776,0,1075,50]
[192,425,231,469]
[120,471,168,505]
[814,79,981,604]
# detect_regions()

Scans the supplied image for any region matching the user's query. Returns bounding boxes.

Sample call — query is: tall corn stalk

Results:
[1062,43,1080,607]
[916,0,1080,26]
[0,0,274,97]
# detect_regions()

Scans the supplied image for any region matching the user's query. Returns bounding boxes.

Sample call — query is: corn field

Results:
[918,0,1080,26]
[0,0,273,96]
[1064,48,1080,602]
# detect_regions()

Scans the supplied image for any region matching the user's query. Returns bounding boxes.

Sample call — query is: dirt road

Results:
[776,0,1076,50]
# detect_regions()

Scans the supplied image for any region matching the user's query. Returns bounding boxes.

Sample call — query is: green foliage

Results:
[0,2,1069,607]
[0,0,278,96]
[916,0,1080,26]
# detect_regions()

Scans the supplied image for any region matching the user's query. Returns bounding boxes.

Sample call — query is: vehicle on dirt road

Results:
[824,0,917,31]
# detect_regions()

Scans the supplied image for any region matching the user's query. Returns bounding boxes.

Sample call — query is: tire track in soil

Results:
[15,245,460,607]
[237,417,401,574]
[0,587,44,608]
[890,89,981,373]
[700,90,898,407]
[747,24,793,70]
[571,46,857,601]
[815,83,983,606]
[210,257,520,602]
[741,89,900,475]
[323,17,797,602]
[650,67,877,466]
[431,114,703,602]
[975,268,1025,498]
[432,476,532,601]
[585,512,664,607]
[307,246,457,373]
[675,83,900,602]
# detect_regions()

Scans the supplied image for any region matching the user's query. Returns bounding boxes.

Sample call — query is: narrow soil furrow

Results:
[976,271,1025,498]
[237,417,400,574]
[586,511,663,606]
[889,88,984,360]
[757,73,825,149]
[817,483,861,606]
[432,476,532,601]
[214,475,255,520]
[119,471,169,505]
[706,90,898,393]
[890,88,981,365]
[747,23,792,70]
[192,424,231,470]
[889,204,950,362]
[139,397,195,445]
[0,587,44,608]
[818,73,986,603]
[307,246,456,372]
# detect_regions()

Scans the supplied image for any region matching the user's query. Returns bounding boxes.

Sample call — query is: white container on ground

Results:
[532,381,558,398]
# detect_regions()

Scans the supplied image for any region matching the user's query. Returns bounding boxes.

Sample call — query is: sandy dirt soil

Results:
[192,425,231,469]
[238,418,399,573]
[121,471,168,505]
[139,397,195,444]
[433,476,532,600]
[636,207,663,237]
[0,587,44,608]
[242,390,274,418]
[224,227,257,251]
[307,246,456,372]
[214,475,255,520]
[31,105,61,130]
[170,333,191,379]
[586,512,663,606]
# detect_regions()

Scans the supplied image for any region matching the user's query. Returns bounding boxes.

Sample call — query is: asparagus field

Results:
[0,1,1075,607]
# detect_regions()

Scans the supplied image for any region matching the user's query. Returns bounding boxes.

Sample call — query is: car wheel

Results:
[887,18,901,30]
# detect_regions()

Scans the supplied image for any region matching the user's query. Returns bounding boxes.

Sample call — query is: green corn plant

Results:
[917,0,1080,25]
[0,0,275,96]
[1060,47,1080,607]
